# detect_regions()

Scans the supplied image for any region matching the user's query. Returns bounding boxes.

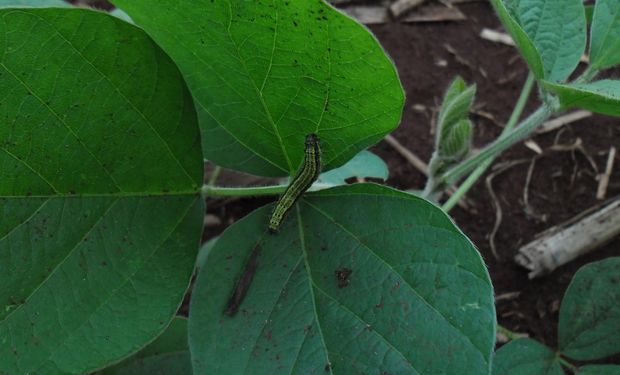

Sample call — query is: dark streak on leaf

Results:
[225,244,262,316]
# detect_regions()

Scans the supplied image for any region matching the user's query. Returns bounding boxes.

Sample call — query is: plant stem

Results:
[442,72,535,212]
[207,166,221,186]
[440,104,552,187]
[202,182,337,197]
[557,356,578,372]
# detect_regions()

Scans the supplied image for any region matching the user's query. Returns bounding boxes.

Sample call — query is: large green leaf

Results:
[489,0,544,79]
[578,365,620,375]
[0,0,133,22]
[0,0,69,6]
[590,0,620,69]
[98,318,191,375]
[189,184,495,374]
[0,8,203,374]
[491,0,586,82]
[559,257,620,361]
[543,80,620,117]
[492,339,564,375]
[111,0,405,177]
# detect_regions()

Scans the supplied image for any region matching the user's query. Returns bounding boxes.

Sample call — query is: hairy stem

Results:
[440,105,552,186]
[202,182,337,197]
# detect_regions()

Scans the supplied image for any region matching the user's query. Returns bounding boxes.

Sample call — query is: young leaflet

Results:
[268,133,322,233]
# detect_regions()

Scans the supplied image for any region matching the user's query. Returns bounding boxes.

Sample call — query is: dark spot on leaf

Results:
[335,267,352,288]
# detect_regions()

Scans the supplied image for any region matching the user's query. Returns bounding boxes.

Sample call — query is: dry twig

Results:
[536,110,592,134]
[515,196,620,278]
[390,0,426,18]
[485,160,530,259]
[597,146,617,200]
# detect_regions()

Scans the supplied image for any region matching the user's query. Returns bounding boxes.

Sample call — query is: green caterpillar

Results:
[268,133,321,233]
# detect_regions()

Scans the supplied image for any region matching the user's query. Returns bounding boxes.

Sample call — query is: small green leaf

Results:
[578,365,620,375]
[438,81,475,138]
[589,0,620,69]
[440,119,472,160]
[559,257,620,361]
[98,318,191,375]
[435,78,475,163]
[189,184,495,374]
[317,150,388,185]
[443,76,468,105]
[491,0,586,82]
[543,80,620,117]
[489,0,544,79]
[492,338,564,375]
[518,0,586,81]
[0,8,203,374]
[111,0,405,177]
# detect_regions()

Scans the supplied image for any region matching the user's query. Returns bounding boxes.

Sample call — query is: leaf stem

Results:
[202,182,337,197]
[557,355,578,372]
[442,72,535,212]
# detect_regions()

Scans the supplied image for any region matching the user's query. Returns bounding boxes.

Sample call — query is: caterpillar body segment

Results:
[268,134,321,233]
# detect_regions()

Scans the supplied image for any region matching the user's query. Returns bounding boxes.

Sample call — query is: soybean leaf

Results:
[542,80,620,117]
[559,257,620,361]
[317,150,388,185]
[0,0,134,23]
[0,0,68,6]
[491,0,586,82]
[489,0,544,79]
[189,184,495,375]
[111,0,405,177]
[492,338,564,375]
[0,8,203,375]
[578,365,620,375]
[196,237,219,272]
[97,318,191,375]
[590,0,620,69]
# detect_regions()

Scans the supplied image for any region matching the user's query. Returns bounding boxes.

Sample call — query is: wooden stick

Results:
[536,110,592,134]
[390,0,426,18]
[340,6,389,24]
[515,196,620,278]
[597,146,617,200]
[384,134,429,175]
